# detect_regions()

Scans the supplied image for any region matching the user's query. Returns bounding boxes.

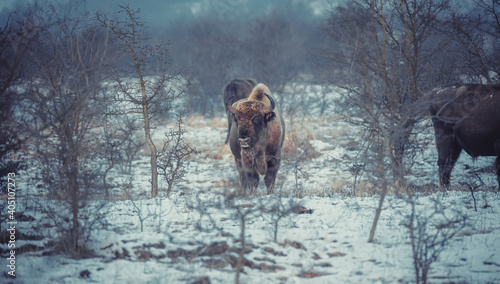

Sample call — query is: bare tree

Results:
[22,1,110,255]
[98,5,187,198]
[449,0,500,83]
[165,9,312,117]
[0,12,35,98]
[245,10,305,113]
[326,0,455,186]
[324,0,457,241]
[0,11,37,234]
[170,16,243,116]
[0,10,39,195]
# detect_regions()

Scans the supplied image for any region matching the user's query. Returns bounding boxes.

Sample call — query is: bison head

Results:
[225,93,276,149]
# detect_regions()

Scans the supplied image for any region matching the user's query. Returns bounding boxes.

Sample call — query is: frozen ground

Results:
[3,104,500,283]
[10,190,500,284]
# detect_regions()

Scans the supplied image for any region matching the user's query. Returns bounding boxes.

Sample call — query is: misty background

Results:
[1,0,333,116]
[1,0,330,26]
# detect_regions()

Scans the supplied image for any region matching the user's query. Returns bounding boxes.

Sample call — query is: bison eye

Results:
[253,115,263,125]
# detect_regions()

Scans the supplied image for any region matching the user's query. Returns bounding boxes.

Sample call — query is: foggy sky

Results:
[0,0,331,28]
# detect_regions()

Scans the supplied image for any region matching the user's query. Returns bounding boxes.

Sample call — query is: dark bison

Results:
[226,83,285,194]
[428,83,500,188]
[222,79,257,144]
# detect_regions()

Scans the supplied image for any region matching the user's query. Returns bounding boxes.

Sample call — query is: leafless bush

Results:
[283,131,317,198]
[157,111,198,197]
[404,196,468,284]
[232,200,253,284]
[324,0,463,244]
[109,115,144,176]
[99,118,124,199]
[187,189,303,283]
[122,180,152,233]
[20,1,111,256]
[261,195,302,242]
[98,113,145,200]
[347,163,365,196]
[459,173,485,212]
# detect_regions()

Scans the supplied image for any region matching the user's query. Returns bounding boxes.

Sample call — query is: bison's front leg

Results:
[242,167,259,194]
[234,158,246,194]
[432,119,462,187]
[264,156,281,194]
[255,150,267,176]
[235,157,259,195]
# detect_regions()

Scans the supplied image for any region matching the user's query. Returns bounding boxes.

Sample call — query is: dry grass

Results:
[282,130,321,161]
[186,115,227,128]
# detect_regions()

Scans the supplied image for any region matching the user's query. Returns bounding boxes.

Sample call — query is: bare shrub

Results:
[122,180,152,233]
[404,195,467,284]
[157,111,198,197]
[187,189,304,283]
[282,131,318,198]
[98,4,187,198]
[459,173,485,212]
[21,1,111,256]
[260,195,302,242]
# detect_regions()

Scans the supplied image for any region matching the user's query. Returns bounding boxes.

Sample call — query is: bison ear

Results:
[264,111,276,122]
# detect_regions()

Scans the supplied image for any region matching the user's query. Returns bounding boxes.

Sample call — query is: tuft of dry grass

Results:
[297,270,326,278]
[282,131,321,161]
[186,115,227,128]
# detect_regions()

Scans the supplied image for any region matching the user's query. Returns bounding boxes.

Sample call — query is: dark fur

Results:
[222,79,257,144]
[428,83,500,188]
[226,86,285,194]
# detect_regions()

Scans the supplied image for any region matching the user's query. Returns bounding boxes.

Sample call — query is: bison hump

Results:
[248,83,272,107]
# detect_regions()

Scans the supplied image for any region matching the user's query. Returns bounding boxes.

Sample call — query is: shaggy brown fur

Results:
[226,84,285,194]
[247,83,272,107]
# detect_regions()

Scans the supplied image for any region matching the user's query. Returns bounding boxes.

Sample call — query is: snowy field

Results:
[11,191,500,283]
[3,91,500,283]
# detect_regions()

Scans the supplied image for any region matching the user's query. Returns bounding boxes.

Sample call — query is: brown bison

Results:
[428,83,500,188]
[222,79,257,144]
[226,83,285,194]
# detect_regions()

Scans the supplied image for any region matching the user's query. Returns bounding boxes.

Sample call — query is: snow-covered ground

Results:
[9,188,500,283]
[3,92,500,283]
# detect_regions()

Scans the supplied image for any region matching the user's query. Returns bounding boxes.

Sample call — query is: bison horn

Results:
[225,95,237,114]
[264,93,275,112]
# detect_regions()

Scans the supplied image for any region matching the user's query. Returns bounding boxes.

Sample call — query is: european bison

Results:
[226,83,285,194]
[428,83,500,188]
[222,79,257,144]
